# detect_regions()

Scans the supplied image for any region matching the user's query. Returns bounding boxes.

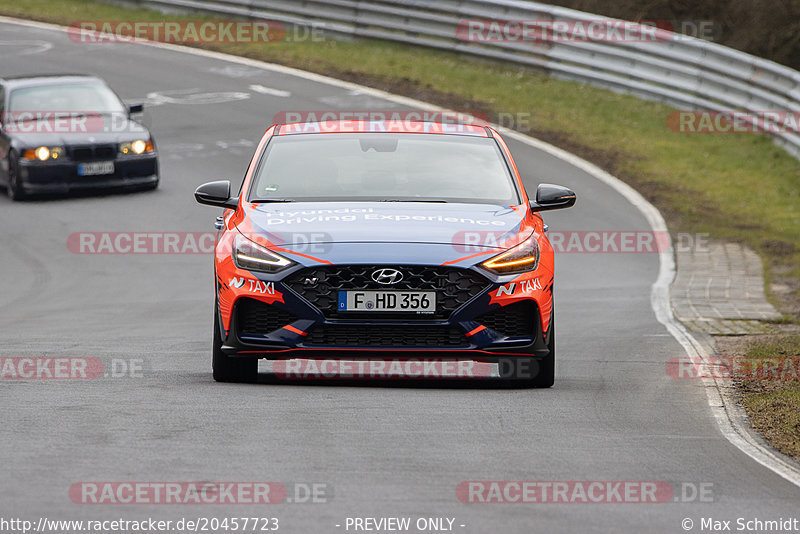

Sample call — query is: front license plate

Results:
[78,161,115,176]
[338,291,436,312]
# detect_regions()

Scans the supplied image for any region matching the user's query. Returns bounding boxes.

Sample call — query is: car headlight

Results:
[23,146,63,161]
[481,233,540,274]
[233,233,296,273]
[119,139,153,155]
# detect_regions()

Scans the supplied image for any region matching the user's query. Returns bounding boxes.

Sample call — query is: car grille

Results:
[69,145,116,162]
[306,324,468,347]
[285,265,491,319]
[476,301,538,338]
[236,298,300,336]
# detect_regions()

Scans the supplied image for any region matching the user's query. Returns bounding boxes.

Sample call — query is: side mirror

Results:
[195,180,239,209]
[128,103,144,114]
[529,183,576,212]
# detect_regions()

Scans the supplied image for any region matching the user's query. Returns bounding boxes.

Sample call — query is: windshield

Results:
[249,133,520,204]
[8,81,126,114]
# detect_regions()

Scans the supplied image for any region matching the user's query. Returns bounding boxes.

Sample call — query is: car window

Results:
[8,81,126,114]
[249,133,520,205]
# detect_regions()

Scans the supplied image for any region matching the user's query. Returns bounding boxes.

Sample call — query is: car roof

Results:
[276,120,491,137]
[0,74,105,89]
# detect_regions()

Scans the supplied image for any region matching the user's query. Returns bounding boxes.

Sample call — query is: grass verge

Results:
[731,336,800,458]
[0,0,798,456]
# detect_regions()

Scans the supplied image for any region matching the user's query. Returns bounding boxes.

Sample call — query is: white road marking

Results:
[249,84,291,97]
[145,88,251,106]
[216,139,255,149]
[160,142,206,152]
[209,65,263,78]
[0,39,52,55]
[3,14,799,488]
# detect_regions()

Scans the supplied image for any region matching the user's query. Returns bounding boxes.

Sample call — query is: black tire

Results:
[6,151,26,201]
[533,318,555,388]
[497,311,555,388]
[212,304,257,383]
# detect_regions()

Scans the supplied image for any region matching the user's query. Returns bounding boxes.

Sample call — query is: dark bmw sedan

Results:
[0,74,158,200]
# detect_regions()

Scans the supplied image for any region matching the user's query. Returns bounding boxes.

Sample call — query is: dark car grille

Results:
[306,324,468,347]
[236,298,300,336]
[285,265,491,319]
[69,145,116,162]
[476,301,538,338]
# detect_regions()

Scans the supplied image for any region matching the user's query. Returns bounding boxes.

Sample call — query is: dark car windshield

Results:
[249,133,520,205]
[8,81,126,114]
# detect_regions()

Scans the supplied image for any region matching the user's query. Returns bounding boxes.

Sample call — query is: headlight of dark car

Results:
[119,139,154,155]
[23,146,64,161]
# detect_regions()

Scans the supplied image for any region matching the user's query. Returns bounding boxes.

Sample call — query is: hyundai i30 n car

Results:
[195,120,575,386]
[0,74,158,200]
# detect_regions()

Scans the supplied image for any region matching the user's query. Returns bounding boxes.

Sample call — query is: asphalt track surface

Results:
[1,19,799,534]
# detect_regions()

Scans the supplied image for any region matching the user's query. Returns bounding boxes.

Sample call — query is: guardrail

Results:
[120,0,800,159]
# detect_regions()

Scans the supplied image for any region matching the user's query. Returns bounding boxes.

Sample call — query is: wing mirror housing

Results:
[195,180,239,209]
[529,183,576,212]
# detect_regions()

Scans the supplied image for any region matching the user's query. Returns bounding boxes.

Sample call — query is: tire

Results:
[497,310,555,388]
[532,318,555,388]
[212,303,257,383]
[6,151,26,201]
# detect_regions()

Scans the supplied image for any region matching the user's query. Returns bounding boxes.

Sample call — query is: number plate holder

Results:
[338,291,436,313]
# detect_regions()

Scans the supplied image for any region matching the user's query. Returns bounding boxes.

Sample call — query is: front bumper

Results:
[217,264,553,359]
[18,154,158,194]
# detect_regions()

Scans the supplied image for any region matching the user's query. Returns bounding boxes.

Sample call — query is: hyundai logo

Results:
[371,268,404,285]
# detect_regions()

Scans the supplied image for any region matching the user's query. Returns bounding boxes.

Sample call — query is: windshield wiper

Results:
[251,198,296,203]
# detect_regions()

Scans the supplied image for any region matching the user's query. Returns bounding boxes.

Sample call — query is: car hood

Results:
[239,202,528,267]
[6,113,150,147]
[243,201,526,248]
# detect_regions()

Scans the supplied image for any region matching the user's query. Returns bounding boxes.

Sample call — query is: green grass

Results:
[738,336,800,458]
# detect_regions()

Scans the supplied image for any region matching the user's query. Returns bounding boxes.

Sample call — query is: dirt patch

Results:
[767,268,800,320]
[762,239,797,257]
